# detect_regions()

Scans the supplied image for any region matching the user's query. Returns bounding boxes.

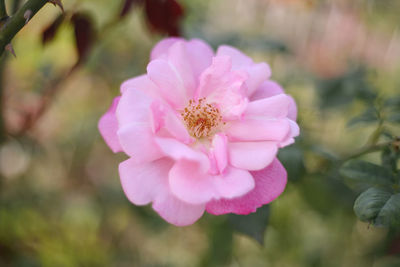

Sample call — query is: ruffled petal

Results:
[209,133,228,174]
[98,97,122,153]
[169,160,254,204]
[228,141,278,171]
[280,119,300,147]
[116,86,152,126]
[119,158,173,205]
[206,158,287,215]
[120,74,159,96]
[147,59,188,109]
[216,45,253,67]
[186,39,214,78]
[244,62,271,96]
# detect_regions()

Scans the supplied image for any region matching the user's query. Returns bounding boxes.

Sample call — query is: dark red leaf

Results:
[71,13,96,65]
[119,0,144,18]
[144,0,184,36]
[42,14,64,45]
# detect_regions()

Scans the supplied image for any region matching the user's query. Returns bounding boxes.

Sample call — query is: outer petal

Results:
[206,158,287,215]
[152,193,205,226]
[228,141,278,171]
[119,158,173,205]
[280,119,300,147]
[216,45,253,67]
[226,118,290,142]
[245,94,290,119]
[250,81,297,120]
[98,97,122,153]
[169,160,254,204]
[120,74,159,96]
[150,37,182,60]
[116,87,152,126]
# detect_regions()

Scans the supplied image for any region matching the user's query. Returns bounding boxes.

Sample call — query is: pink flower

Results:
[98,38,299,226]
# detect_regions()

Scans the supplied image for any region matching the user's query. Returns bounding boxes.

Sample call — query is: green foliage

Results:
[228,205,270,245]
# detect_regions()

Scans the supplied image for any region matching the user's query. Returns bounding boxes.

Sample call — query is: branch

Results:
[0,0,48,57]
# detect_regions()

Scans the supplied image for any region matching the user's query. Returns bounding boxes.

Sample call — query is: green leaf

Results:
[340,160,395,187]
[347,107,379,127]
[381,146,399,173]
[375,193,400,227]
[278,145,306,182]
[354,187,392,222]
[228,205,270,245]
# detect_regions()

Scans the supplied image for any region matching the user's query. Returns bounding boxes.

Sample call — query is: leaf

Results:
[71,13,96,65]
[381,146,399,173]
[354,187,392,222]
[340,160,394,187]
[42,14,64,45]
[387,113,400,124]
[228,205,270,245]
[375,193,400,227]
[278,145,306,182]
[384,96,400,110]
[347,107,379,127]
[144,0,184,36]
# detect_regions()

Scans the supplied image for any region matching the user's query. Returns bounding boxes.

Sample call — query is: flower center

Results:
[181,98,222,139]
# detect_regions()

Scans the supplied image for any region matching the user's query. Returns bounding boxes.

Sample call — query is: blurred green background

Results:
[1,0,400,266]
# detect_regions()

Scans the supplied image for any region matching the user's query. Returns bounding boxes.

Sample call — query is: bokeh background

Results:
[1,0,400,266]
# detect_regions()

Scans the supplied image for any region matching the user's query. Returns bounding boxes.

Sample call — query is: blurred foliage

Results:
[1,0,400,266]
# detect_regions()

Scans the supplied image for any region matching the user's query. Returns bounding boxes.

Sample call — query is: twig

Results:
[340,141,393,163]
[0,0,48,57]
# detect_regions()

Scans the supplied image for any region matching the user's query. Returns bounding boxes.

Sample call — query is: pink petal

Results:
[196,56,248,119]
[169,160,254,204]
[150,37,182,60]
[119,158,173,205]
[147,59,188,109]
[120,74,159,96]
[116,86,152,126]
[280,119,300,147]
[152,192,205,226]
[155,137,210,171]
[186,39,214,78]
[250,80,284,101]
[228,141,278,171]
[167,41,197,98]
[117,124,162,162]
[245,62,271,96]
[226,118,290,142]
[206,158,287,215]
[250,81,297,121]
[209,133,228,174]
[245,94,290,119]
[98,97,122,153]
[216,45,253,67]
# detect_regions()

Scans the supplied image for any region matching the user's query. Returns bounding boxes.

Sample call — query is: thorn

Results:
[5,43,16,58]
[24,10,32,24]
[48,0,64,12]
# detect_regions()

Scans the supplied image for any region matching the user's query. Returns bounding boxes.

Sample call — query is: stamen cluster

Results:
[181,98,222,139]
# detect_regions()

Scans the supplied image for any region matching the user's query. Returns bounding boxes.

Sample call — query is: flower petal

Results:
[228,141,278,171]
[245,94,290,119]
[152,192,205,226]
[147,59,188,109]
[120,74,159,95]
[119,158,173,205]
[206,158,287,215]
[155,137,210,171]
[216,45,253,67]
[186,39,214,78]
[169,160,254,204]
[226,118,290,142]
[280,119,300,147]
[150,37,182,60]
[209,133,228,174]
[116,86,152,126]
[245,62,271,96]
[98,97,122,153]
[117,124,162,162]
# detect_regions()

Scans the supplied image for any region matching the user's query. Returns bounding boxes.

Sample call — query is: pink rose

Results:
[98,38,299,226]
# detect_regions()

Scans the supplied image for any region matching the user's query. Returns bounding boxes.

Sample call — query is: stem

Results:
[0,0,47,57]
[340,141,392,163]
[0,0,7,19]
